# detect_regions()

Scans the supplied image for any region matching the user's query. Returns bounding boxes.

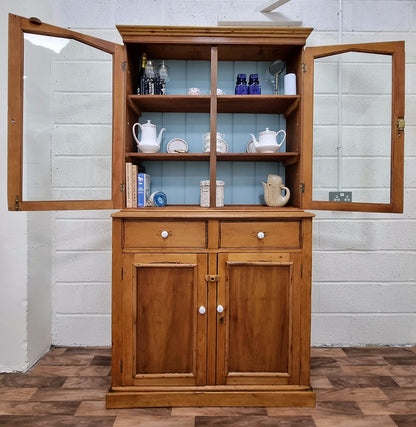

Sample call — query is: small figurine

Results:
[262,174,290,207]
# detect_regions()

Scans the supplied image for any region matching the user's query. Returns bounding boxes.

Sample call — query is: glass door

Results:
[8,14,124,210]
[303,41,405,212]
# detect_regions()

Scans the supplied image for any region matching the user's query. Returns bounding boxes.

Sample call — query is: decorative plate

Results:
[167,138,189,153]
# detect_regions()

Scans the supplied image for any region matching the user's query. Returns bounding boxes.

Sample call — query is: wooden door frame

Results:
[8,14,124,211]
[302,41,405,213]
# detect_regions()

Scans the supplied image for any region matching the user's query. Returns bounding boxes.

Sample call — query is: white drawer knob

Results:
[217,305,224,314]
[199,306,206,315]
[161,230,169,239]
[257,231,265,240]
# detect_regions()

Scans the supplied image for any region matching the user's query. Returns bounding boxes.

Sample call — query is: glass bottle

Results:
[235,74,248,95]
[144,60,156,95]
[157,60,170,95]
[137,53,147,95]
[248,74,261,95]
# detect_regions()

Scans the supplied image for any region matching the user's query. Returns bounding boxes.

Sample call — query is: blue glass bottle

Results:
[248,74,261,95]
[235,74,248,95]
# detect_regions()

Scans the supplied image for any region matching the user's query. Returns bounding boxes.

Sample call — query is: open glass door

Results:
[303,42,405,212]
[8,15,125,211]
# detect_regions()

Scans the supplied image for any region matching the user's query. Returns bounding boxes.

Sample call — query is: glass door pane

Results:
[313,52,391,204]
[23,33,113,201]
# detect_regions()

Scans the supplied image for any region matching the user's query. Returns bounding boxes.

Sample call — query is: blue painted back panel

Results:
[137,60,286,205]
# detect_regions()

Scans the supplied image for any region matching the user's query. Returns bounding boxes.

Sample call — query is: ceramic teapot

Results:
[262,174,290,207]
[132,120,166,153]
[250,128,286,153]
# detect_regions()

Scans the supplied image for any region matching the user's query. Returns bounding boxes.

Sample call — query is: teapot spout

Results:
[250,134,258,147]
[157,128,166,146]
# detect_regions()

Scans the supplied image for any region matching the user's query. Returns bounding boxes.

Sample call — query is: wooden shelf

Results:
[127,95,300,116]
[126,152,299,165]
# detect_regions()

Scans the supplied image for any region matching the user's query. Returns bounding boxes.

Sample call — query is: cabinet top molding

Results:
[116,25,313,43]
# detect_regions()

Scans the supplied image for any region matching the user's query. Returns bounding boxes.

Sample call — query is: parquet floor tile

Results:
[0,346,415,426]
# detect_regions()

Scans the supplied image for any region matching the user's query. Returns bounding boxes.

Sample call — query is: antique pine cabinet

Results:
[8,15,405,408]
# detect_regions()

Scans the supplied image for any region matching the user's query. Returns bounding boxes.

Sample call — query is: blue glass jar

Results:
[235,74,248,95]
[248,74,261,95]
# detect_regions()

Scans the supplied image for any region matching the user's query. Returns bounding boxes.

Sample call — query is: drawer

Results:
[124,220,207,248]
[220,221,300,249]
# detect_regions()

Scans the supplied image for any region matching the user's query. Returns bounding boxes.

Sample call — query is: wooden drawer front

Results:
[220,221,300,249]
[124,220,207,248]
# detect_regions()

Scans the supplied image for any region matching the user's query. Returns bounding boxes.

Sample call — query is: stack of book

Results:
[125,162,150,207]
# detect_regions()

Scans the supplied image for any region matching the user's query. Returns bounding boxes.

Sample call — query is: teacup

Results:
[188,87,201,95]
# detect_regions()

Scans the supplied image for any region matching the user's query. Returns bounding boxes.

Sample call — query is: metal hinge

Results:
[299,183,305,193]
[205,275,221,283]
[397,117,405,132]
[301,264,303,278]
[121,61,127,71]
[120,183,125,193]
[15,196,19,211]
[120,360,123,373]
[302,63,307,73]
[121,268,124,280]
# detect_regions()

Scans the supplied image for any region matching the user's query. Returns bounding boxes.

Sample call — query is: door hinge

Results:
[397,117,405,132]
[301,264,303,278]
[121,61,127,71]
[205,274,221,283]
[121,267,124,280]
[120,360,123,373]
[299,183,305,193]
[302,63,307,73]
[15,196,20,211]
[120,183,125,193]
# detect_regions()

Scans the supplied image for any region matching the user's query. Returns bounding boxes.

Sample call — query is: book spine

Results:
[125,162,132,208]
[132,164,138,208]
[137,173,150,207]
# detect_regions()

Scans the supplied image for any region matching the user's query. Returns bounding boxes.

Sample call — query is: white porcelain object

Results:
[284,73,297,95]
[250,128,286,153]
[167,138,188,153]
[132,119,166,153]
[262,174,290,207]
[202,132,228,153]
[188,87,201,95]
[246,140,256,153]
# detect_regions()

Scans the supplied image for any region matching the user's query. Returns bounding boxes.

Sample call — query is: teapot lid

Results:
[259,128,275,135]
[142,120,155,127]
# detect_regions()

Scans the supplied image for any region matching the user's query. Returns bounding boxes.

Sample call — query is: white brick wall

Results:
[1,0,415,361]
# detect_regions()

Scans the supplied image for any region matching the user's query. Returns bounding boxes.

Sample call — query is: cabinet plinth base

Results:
[106,389,316,408]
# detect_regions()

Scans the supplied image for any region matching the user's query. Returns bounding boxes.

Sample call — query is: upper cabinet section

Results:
[303,42,405,213]
[8,15,124,211]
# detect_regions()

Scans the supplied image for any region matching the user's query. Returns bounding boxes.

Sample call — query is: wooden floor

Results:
[0,347,415,426]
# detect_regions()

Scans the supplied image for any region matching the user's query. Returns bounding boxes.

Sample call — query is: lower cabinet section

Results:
[108,210,315,408]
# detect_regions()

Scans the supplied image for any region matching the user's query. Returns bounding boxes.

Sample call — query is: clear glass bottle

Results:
[144,60,156,95]
[137,53,147,95]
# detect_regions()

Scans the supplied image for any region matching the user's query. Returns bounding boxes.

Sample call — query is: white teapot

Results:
[262,174,290,207]
[250,128,286,153]
[132,120,166,153]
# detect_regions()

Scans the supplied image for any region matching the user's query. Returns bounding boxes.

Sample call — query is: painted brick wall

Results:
[1,0,415,355]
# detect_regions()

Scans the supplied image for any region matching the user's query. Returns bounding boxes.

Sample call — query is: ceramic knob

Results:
[199,306,206,315]
[257,231,265,239]
[161,230,169,238]
[217,305,224,314]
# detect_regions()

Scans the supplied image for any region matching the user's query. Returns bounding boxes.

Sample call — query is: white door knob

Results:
[161,230,169,238]
[217,305,224,314]
[199,306,206,315]
[257,231,265,239]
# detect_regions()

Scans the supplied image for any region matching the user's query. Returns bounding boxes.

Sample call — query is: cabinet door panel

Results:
[303,41,405,213]
[217,252,300,386]
[129,253,207,386]
[8,14,124,211]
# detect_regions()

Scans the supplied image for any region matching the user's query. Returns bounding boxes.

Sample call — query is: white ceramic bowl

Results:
[137,144,160,153]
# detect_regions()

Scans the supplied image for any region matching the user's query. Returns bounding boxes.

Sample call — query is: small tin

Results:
[200,180,224,207]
